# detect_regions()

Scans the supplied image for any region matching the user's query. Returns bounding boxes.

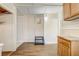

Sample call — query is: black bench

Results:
[35,36,44,45]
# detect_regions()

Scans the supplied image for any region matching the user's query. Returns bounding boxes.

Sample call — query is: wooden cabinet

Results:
[63,3,79,20]
[71,3,79,16]
[58,36,79,56]
[58,37,71,56]
[0,7,11,14]
[63,3,71,20]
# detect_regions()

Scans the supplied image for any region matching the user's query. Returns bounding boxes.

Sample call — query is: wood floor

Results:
[2,51,12,56]
[3,42,57,56]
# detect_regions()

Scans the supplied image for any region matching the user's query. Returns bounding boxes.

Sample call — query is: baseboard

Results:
[45,42,57,45]
[17,42,57,45]
[16,41,24,49]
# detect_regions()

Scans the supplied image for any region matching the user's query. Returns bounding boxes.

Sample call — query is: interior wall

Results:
[17,14,44,42]
[44,6,63,44]
[44,14,58,44]
[34,14,44,36]
[0,3,17,51]
[0,14,16,51]
[62,19,79,37]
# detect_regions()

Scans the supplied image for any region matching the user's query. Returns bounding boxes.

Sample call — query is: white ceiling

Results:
[15,3,63,15]
[15,3,62,6]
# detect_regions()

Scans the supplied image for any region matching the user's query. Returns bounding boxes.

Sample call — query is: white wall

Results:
[44,14,58,44]
[17,15,34,42]
[17,14,44,42]
[34,14,44,36]
[0,3,17,51]
[0,14,16,51]
[61,19,79,37]
[44,6,63,44]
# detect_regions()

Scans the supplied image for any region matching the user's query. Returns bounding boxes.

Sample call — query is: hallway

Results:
[0,3,62,56]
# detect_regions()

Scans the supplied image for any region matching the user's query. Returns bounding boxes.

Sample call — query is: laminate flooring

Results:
[3,42,57,56]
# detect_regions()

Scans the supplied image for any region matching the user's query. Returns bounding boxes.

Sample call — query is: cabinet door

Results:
[71,3,79,16]
[63,45,71,56]
[58,37,71,56]
[63,3,71,20]
[58,37,63,56]
[58,43,71,56]
[58,43,63,56]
